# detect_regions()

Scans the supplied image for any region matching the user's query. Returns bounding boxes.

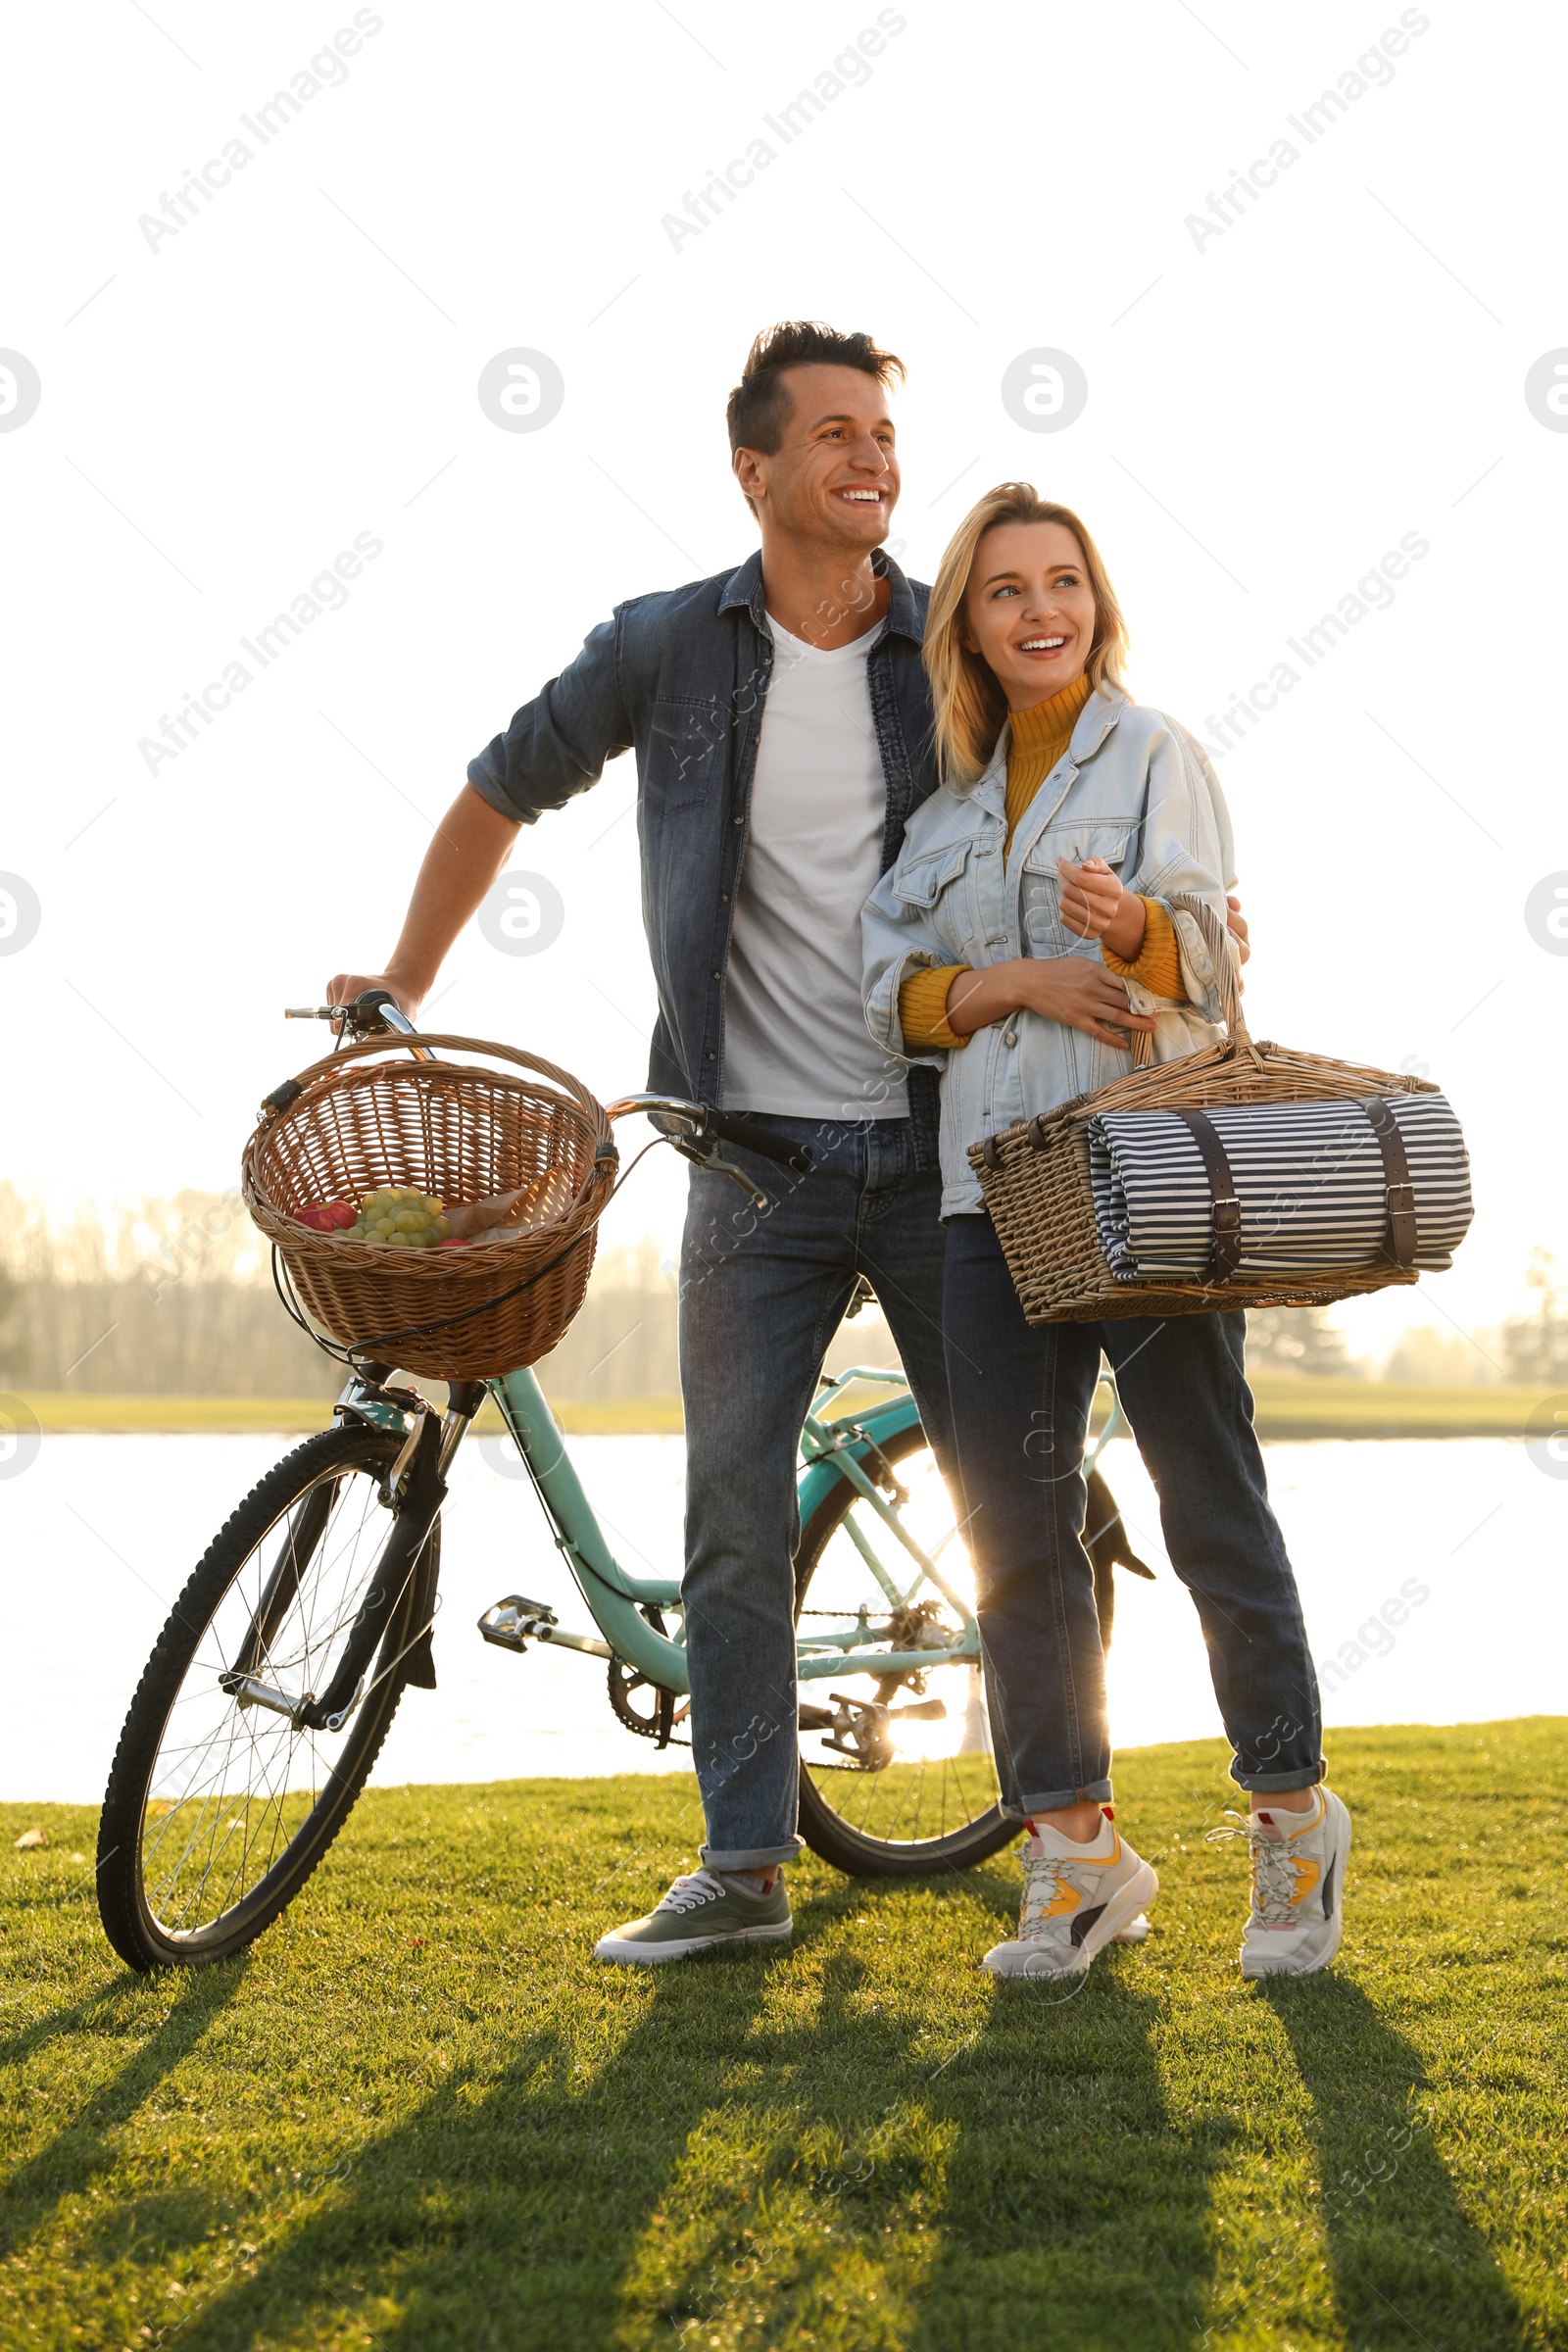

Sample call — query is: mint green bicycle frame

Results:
[483,1360,1129,1694]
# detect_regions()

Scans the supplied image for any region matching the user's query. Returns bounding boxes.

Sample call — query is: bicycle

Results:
[97,995,1151,1972]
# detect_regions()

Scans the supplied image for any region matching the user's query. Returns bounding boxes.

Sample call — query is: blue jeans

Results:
[678,1114,955,1870]
[943,1214,1323,1815]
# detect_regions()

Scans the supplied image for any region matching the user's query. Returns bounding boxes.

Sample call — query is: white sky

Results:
[3,0,1564,1361]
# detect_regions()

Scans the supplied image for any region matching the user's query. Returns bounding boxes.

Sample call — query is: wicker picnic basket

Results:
[242,1032,616,1382]
[970,896,1443,1326]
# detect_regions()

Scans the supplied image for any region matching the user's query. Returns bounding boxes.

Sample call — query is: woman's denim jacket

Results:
[861,686,1239,1217]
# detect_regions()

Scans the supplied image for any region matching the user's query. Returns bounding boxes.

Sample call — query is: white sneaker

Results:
[1209,1787,1352,1979]
[983,1821,1158,1980]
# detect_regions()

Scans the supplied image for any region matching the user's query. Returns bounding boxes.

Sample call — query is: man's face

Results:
[733,364,900,553]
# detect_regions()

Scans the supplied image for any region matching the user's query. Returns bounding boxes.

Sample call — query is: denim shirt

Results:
[861,686,1238,1216]
[467,549,942,1151]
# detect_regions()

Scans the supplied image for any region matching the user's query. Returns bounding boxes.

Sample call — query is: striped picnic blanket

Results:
[1087,1095,1472,1281]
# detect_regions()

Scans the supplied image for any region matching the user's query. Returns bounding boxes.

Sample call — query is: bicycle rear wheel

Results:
[794,1417,1014,1879]
[98,1423,437,1971]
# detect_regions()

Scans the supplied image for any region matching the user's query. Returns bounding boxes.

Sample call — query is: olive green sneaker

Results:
[594,1868,793,1966]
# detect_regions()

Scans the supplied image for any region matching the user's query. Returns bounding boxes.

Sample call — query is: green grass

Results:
[11,1393,687,1437]
[1240,1377,1559,1441]
[3,1722,1565,2349]
[14,1380,1564,1440]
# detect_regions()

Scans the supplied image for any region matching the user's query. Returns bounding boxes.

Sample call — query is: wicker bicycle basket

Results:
[241,1032,616,1382]
[970,896,1442,1327]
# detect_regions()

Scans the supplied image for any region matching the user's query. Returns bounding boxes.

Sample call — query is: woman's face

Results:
[961,520,1099,710]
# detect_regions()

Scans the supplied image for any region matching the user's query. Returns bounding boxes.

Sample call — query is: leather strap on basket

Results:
[1359,1096,1417,1269]
[1174,1108,1243,1286]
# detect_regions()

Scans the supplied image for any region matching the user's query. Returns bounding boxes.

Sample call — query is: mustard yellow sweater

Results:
[898,675,1182,1050]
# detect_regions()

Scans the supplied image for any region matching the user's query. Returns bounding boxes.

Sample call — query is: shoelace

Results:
[1018,1850,1078,1941]
[1204,1812,1303,1925]
[654,1869,730,1916]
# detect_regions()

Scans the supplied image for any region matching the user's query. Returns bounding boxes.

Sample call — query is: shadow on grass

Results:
[913,1951,1229,2350]
[59,1888,1525,2352]
[164,1872,1233,2352]
[168,1940,791,2351]
[0,1969,147,2077]
[0,1961,249,2261]
[1263,1975,1528,2351]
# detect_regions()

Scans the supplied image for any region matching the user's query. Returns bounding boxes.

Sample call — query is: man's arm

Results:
[325,783,519,1019]
[326,611,634,1019]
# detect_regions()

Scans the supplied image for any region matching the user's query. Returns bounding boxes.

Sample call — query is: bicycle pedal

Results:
[478,1593,559,1653]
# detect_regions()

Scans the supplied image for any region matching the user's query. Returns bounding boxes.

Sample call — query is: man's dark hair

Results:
[726,320,906,470]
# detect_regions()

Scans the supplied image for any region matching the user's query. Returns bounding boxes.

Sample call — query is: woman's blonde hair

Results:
[924,483,1130,784]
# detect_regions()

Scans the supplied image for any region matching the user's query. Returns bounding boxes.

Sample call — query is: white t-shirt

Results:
[721,615,909,1121]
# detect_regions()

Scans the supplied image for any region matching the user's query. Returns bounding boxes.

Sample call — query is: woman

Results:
[862,483,1348,1982]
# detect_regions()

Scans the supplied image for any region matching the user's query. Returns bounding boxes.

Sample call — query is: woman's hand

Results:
[1017,956,1156,1047]
[1056,857,1147,960]
[946,957,1155,1049]
[1226,892,1250,965]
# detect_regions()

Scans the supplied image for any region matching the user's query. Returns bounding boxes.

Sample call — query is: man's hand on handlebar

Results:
[323,971,420,1036]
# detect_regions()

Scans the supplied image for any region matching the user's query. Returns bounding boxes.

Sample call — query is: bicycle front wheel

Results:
[97,1422,436,1971]
[794,1417,1013,1879]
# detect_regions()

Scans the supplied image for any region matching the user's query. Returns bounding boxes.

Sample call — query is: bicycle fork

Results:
[224,1394,466,1736]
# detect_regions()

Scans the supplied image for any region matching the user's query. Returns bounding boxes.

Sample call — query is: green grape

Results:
[349,1185,446,1247]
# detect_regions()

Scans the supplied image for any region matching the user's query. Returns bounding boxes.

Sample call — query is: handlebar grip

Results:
[354,989,416,1038]
[705,1112,812,1171]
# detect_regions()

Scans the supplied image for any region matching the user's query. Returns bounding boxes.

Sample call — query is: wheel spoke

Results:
[113,1435,415,1956]
[796,1429,1004,1868]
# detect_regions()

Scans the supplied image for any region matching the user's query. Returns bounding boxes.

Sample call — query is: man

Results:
[328,321,956,1961]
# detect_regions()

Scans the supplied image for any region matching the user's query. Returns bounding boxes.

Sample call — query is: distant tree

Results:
[1244,1305,1352,1376]
[0,1268,24,1378]
[1501,1250,1568,1385]
[1382,1327,1499,1386]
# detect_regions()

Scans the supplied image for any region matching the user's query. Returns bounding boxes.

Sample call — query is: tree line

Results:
[1,1187,1562,1397]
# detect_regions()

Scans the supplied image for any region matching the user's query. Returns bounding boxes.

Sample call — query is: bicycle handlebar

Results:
[702,1112,810,1170]
[286,991,411,1036]
[361,991,416,1038]
[604,1094,811,1173]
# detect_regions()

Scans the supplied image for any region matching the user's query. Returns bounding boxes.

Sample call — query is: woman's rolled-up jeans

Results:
[942,1213,1323,1815]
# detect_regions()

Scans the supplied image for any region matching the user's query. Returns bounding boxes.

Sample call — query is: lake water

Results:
[2,1431,1561,1804]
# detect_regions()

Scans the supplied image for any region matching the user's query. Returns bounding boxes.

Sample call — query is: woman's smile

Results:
[962,517,1101,710]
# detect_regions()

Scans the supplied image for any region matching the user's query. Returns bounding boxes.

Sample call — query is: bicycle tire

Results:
[793,1418,1015,1880]
[98,1423,434,1971]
